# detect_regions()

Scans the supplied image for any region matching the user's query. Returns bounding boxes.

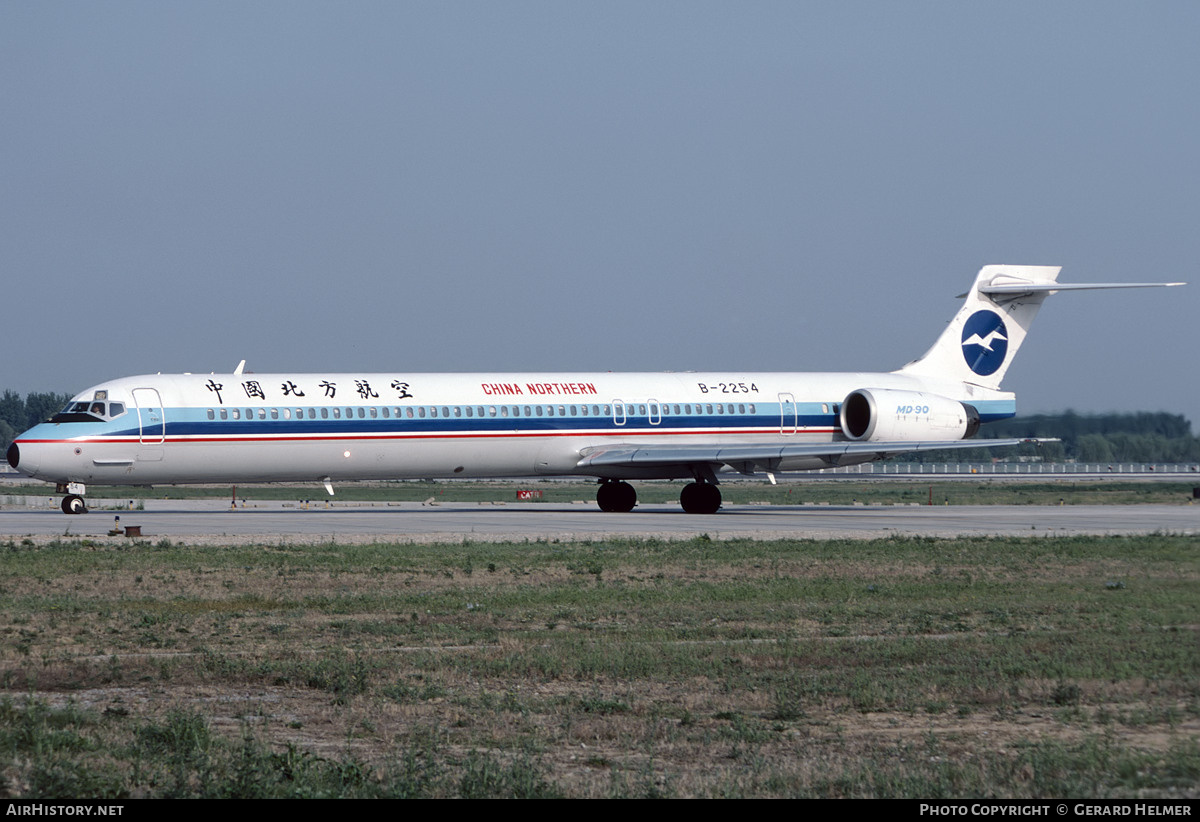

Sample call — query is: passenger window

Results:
[477,406,484,417]
[442,406,450,417]
[749,404,756,414]
[206,409,215,420]
[321,408,329,419]
[500,406,508,417]
[333,408,341,419]
[283,409,291,419]
[232,409,241,420]
[220,409,228,420]
[465,406,473,417]
[270,408,279,420]
[454,406,462,418]
[371,407,379,418]
[535,406,543,417]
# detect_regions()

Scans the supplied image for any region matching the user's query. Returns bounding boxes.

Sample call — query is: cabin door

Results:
[778,393,797,435]
[132,387,165,461]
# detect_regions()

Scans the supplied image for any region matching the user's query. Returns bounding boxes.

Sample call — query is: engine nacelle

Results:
[839,388,981,442]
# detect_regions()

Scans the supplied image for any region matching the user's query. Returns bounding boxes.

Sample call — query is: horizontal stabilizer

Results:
[976,281,1185,297]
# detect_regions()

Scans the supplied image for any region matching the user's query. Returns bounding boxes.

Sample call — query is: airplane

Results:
[6,265,1183,515]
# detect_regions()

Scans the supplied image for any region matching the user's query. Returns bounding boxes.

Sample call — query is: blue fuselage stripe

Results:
[33,399,1017,441]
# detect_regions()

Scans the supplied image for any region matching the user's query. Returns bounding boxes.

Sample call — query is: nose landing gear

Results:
[56,483,89,515]
[61,495,87,515]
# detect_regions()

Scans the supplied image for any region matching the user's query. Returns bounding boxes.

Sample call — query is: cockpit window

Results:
[51,401,104,423]
[50,398,127,423]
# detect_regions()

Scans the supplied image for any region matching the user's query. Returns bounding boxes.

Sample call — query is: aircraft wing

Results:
[577,438,1048,475]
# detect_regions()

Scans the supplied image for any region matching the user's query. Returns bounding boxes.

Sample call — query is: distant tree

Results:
[1076,433,1115,463]
[0,390,72,453]
[887,411,1196,464]
[0,390,22,429]
[23,392,70,429]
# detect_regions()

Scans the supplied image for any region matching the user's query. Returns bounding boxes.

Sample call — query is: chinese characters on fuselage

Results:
[203,378,419,405]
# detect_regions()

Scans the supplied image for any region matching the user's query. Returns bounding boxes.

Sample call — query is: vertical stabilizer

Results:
[897,265,1062,390]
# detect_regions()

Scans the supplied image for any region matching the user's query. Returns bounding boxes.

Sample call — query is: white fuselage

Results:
[10,369,1014,487]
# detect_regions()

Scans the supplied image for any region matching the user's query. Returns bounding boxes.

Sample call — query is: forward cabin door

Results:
[132,387,165,461]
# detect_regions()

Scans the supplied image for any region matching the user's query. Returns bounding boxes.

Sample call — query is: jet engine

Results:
[839,388,981,442]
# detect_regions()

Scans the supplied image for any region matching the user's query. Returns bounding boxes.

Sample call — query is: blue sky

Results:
[3,2,1197,424]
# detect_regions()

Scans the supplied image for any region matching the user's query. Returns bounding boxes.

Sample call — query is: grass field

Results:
[1,532,1197,798]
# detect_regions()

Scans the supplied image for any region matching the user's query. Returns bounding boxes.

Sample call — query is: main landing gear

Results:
[596,480,637,512]
[594,479,723,514]
[680,481,721,515]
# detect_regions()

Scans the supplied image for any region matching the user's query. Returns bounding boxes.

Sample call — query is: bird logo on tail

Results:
[961,310,1008,376]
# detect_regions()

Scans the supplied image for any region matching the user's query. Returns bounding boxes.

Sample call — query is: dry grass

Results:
[1,534,1197,797]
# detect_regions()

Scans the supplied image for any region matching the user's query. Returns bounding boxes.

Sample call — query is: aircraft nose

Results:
[7,441,37,475]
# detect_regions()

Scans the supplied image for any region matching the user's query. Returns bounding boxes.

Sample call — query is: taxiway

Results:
[1,498,1196,543]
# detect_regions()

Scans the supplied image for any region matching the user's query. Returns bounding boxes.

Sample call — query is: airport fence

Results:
[818,462,1200,476]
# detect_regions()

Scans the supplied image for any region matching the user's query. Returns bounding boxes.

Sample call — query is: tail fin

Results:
[898,265,1185,391]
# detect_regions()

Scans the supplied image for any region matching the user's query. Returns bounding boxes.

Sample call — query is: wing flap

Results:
[577,438,1048,473]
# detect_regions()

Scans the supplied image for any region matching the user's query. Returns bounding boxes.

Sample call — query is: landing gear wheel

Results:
[680,482,721,514]
[596,481,637,512]
[61,495,87,515]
